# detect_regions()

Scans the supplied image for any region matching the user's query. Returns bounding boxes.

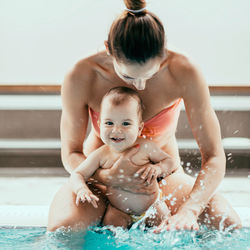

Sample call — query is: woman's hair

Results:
[107,0,165,64]
[101,86,144,121]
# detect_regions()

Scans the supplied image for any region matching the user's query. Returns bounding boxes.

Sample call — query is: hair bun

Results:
[124,0,146,11]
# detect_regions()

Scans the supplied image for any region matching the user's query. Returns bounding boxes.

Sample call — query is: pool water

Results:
[0,226,250,250]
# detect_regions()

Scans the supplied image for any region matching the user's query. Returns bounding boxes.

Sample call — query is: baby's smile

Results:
[110,137,125,143]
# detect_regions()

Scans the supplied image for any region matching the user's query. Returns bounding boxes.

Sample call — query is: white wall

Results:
[0,0,249,85]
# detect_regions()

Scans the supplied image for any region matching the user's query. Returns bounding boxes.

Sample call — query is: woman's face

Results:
[113,57,162,90]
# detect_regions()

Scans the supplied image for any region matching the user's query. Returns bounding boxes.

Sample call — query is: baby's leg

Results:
[145,200,171,227]
[102,203,132,228]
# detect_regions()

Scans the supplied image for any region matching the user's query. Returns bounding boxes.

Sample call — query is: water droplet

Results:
[165,194,172,200]
[186,162,191,167]
[233,130,239,134]
[170,200,176,206]
[161,179,167,185]
[119,169,124,173]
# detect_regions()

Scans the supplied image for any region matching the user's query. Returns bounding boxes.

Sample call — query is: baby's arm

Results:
[70,146,104,208]
[136,141,178,184]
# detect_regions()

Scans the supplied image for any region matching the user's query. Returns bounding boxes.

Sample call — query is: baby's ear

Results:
[97,120,100,127]
[138,122,144,135]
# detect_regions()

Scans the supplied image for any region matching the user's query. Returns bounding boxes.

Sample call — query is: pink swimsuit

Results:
[89,98,182,138]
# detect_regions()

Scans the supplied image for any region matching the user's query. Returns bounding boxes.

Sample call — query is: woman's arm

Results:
[179,60,226,217]
[60,63,93,173]
[159,56,226,231]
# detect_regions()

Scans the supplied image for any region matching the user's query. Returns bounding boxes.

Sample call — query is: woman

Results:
[48,0,241,231]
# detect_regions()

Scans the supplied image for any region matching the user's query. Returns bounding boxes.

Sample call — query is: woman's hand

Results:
[154,207,199,233]
[75,186,99,208]
[135,165,161,185]
[94,147,156,194]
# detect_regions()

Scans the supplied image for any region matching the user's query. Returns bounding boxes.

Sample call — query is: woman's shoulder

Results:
[167,50,206,90]
[69,50,108,79]
[62,51,109,97]
[167,50,198,77]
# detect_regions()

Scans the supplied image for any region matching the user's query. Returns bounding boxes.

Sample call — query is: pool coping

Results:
[0,205,249,228]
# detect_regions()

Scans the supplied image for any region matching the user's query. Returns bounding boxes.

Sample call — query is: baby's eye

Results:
[122,121,131,126]
[105,121,113,125]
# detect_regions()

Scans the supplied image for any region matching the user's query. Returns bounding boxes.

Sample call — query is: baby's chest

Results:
[130,151,150,166]
[101,157,119,169]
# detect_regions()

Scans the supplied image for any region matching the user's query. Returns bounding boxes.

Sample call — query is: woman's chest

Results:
[89,63,181,116]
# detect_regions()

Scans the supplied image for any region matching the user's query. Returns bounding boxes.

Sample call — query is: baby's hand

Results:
[135,165,161,185]
[75,187,99,208]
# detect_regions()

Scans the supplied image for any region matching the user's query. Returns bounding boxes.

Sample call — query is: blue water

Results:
[0,226,250,250]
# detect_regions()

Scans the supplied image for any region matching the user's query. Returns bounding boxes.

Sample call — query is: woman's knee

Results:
[201,193,242,230]
[48,201,106,231]
[47,215,77,232]
[47,183,107,231]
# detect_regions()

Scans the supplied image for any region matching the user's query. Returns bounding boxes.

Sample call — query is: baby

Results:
[69,86,177,228]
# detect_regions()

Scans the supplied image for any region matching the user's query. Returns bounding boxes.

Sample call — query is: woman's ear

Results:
[138,122,144,135]
[104,41,110,55]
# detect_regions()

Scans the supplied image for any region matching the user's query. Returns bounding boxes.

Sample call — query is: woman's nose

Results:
[133,79,146,90]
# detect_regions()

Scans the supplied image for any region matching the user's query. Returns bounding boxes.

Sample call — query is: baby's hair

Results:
[101,86,144,121]
[107,0,165,64]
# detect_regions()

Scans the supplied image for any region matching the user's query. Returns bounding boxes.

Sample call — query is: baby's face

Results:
[99,97,143,153]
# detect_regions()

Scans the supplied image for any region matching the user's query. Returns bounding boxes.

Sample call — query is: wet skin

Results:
[47,49,242,232]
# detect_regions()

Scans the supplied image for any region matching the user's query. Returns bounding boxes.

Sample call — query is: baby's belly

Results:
[107,187,159,215]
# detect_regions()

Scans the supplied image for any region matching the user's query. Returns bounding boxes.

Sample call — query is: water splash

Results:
[0,226,249,249]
